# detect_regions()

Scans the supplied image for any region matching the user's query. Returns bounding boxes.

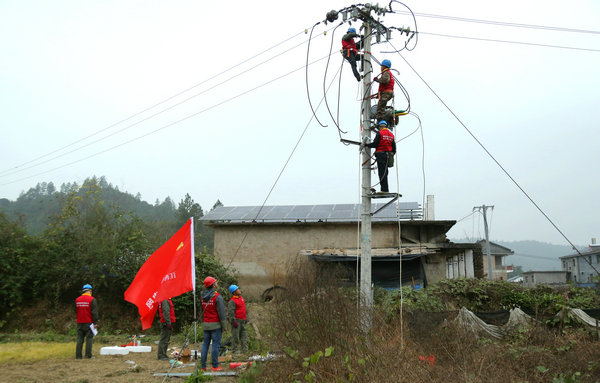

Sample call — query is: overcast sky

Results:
[1,0,598,246]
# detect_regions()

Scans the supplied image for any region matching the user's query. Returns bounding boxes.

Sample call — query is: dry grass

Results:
[251,261,600,383]
[0,342,72,364]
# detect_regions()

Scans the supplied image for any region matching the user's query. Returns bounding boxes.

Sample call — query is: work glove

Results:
[166,324,172,330]
[232,321,239,328]
[373,77,379,83]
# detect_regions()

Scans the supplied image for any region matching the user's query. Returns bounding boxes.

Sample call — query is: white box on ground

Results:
[125,345,151,353]
[100,346,129,355]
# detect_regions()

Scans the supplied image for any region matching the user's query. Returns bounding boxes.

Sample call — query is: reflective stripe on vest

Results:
[376,128,394,152]
[76,294,94,323]
[232,295,247,320]
[202,292,220,323]
[159,299,176,323]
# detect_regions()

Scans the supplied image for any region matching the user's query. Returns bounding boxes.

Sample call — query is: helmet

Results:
[347,27,356,34]
[203,276,217,288]
[82,284,92,291]
[378,120,388,126]
[381,59,391,68]
[228,284,239,294]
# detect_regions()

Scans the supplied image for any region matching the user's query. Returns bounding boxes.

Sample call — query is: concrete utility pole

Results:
[360,19,373,332]
[474,205,494,280]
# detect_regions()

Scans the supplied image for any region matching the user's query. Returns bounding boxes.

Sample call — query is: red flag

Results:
[124,218,195,329]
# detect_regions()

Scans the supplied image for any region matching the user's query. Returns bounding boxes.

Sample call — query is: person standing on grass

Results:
[75,283,99,359]
[157,298,175,360]
[228,284,248,355]
[201,276,227,372]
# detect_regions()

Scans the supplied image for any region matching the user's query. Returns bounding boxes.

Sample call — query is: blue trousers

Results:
[201,328,222,368]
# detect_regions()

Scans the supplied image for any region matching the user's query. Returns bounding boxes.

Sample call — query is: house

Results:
[201,202,483,297]
[477,240,514,281]
[559,240,600,285]
[522,271,571,288]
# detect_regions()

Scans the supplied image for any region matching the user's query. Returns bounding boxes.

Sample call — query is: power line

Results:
[392,10,600,35]
[391,45,600,276]
[0,53,336,187]
[419,31,600,52]
[226,64,344,269]
[0,27,323,177]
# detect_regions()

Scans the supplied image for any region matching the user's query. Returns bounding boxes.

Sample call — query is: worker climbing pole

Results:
[323,2,418,331]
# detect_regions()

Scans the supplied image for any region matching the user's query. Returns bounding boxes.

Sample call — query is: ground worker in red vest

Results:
[374,59,394,121]
[201,276,227,372]
[157,298,175,360]
[75,284,99,359]
[227,284,248,355]
[366,120,396,193]
[341,27,362,82]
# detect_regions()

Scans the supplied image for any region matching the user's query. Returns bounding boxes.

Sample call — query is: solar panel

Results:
[201,202,422,223]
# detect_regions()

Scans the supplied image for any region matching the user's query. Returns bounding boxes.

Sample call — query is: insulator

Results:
[376,32,381,43]
[342,11,348,21]
[386,29,392,40]
[326,10,339,23]
[351,8,359,18]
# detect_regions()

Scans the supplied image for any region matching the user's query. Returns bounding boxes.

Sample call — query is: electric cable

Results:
[1,53,337,187]
[305,22,328,128]
[419,31,600,53]
[392,45,600,276]
[323,21,347,134]
[0,28,314,177]
[2,29,333,179]
[392,10,600,35]
[226,63,344,269]
[387,0,419,51]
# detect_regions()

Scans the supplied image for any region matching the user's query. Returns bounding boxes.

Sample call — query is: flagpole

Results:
[190,217,198,380]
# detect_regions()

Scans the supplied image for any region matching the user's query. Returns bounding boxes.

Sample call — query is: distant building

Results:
[477,240,514,281]
[559,240,600,285]
[202,203,484,297]
[522,271,571,288]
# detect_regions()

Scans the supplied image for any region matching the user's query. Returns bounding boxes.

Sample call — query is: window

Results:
[597,255,600,264]
[573,259,576,266]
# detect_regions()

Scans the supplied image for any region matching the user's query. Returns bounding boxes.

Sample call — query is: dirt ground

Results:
[1,345,242,383]
[2,302,272,383]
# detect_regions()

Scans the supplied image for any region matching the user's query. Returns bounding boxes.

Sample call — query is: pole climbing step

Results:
[370,192,401,216]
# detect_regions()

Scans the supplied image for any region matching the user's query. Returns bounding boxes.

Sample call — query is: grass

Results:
[0,341,73,364]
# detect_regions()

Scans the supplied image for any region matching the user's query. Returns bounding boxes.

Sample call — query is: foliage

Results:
[0,176,227,330]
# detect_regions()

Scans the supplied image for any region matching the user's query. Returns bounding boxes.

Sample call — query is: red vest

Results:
[76,294,94,323]
[159,299,176,323]
[341,38,357,55]
[376,128,394,152]
[378,69,394,93]
[231,295,247,320]
[202,292,220,323]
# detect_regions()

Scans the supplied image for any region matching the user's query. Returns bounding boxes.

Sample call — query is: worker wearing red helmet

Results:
[200,276,227,372]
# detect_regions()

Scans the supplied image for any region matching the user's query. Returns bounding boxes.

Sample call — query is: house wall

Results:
[522,272,569,288]
[211,222,455,297]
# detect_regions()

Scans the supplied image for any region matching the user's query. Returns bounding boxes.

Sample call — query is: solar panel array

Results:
[201,202,422,223]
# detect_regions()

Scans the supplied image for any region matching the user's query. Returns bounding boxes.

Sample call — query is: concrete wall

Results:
[522,272,569,288]
[210,221,459,297]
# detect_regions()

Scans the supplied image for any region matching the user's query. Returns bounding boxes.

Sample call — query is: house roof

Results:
[201,203,423,224]
[476,240,514,256]
[559,246,600,259]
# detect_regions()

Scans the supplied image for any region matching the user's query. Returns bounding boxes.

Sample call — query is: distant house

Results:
[201,203,482,297]
[559,241,600,285]
[522,271,571,288]
[477,240,514,281]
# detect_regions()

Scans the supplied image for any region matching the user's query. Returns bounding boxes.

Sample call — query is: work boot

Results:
[212,366,224,372]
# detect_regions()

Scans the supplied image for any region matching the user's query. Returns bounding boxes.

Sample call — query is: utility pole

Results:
[474,205,494,280]
[359,19,373,332]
